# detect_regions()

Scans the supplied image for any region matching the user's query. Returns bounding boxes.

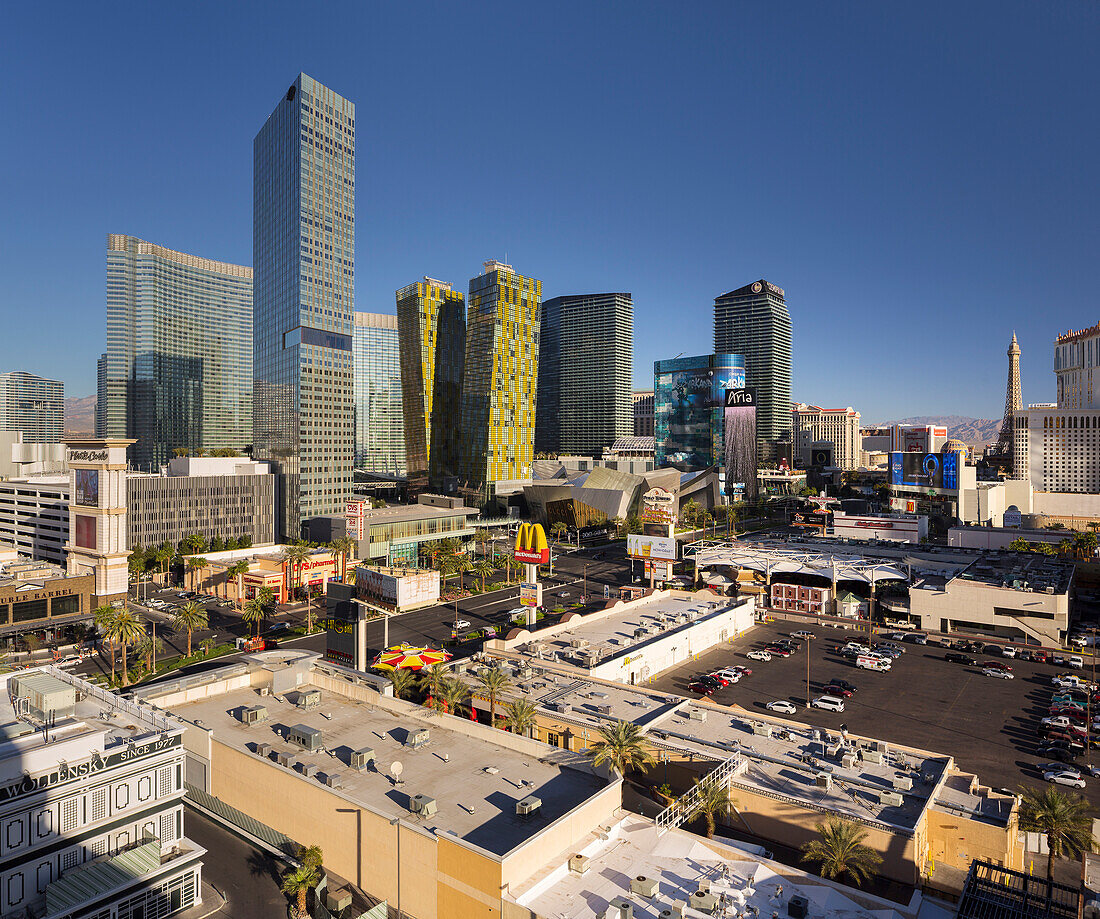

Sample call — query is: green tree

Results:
[172,601,208,657]
[134,631,164,672]
[550,521,568,542]
[609,516,625,538]
[475,667,513,726]
[258,585,275,610]
[684,778,738,839]
[186,557,207,593]
[799,816,883,886]
[199,637,216,656]
[419,662,449,702]
[504,698,537,735]
[225,535,240,551]
[1008,538,1032,552]
[209,535,225,553]
[282,863,320,919]
[586,720,653,776]
[330,535,355,583]
[388,668,417,700]
[154,548,173,585]
[681,499,700,532]
[626,513,643,535]
[283,544,311,599]
[439,677,470,716]
[242,598,264,638]
[94,604,119,683]
[106,609,146,687]
[1019,784,1095,881]
[471,558,494,591]
[239,534,252,549]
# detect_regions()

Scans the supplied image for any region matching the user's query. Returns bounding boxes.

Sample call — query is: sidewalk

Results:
[176,880,228,919]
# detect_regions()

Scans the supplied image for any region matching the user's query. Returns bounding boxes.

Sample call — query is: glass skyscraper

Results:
[535,293,633,457]
[458,261,541,490]
[353,312,405,475]
[97,234,252,469]
[0,372,63,443]
[253,73,355,539]
[395,278,466,486]
[654,354,745,470]
[714,279,792,458]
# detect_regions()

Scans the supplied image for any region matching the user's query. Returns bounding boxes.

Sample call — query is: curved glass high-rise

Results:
[97,235,252,469]
[253,73,355,539]
[353,312,405,476]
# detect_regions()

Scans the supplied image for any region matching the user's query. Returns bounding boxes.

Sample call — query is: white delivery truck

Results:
[856,654,891,672]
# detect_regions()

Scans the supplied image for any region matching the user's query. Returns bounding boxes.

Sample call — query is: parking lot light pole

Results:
[806,640,811,706]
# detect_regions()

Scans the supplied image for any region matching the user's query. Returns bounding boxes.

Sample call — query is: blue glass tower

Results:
[654,354,745,470]
[254,74,355,539]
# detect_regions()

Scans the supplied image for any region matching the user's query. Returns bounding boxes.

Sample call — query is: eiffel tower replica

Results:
[993,332,1022,457]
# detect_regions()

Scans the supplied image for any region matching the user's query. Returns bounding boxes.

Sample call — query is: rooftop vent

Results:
[631,876,659,898]
[596,703,612,715]
[325,773,342,788]
[300,763,318,778]
[601,899,634,919]
[879,790,904,807]
[351,747,374,770]
[406,728,430,749]
[816,773,832,789]
[277,751,295,768]
[568,854,590,876]
[893,775,913,791]
[690,709,708,722]
[788,894,809,919]
[412,794,438,817]
[255,742,272,758]
[242,705,268,725]
[752,722,771,737]
[297,690,322,710]
[287,724,323,753]
[516,796,542,817]
[691,890,717,913]
[570,638,590,649]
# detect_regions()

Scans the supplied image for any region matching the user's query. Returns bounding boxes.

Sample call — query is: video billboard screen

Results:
[889,451,959,489]
[655,361,745,469]
[75,514,96,550]
[74,469,99,507]
[723,388,757,500]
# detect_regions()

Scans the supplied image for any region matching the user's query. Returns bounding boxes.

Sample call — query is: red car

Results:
[765,645,792,658]
[731,666,753,676]
[984,660,1012,672]
[706,673,732,687]
[823,684,854,698]
[1050,705,1087,717]
[689,677,720,695]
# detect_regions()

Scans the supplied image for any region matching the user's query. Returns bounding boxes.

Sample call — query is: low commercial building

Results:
[947,525,1070,551]
[474,657,1021,890]
[831,513,928,544]
[135,651,619,919]
[1,667,203,919]
[908,552,1073,644]
[489,589,756,685]
[1,552,95,644]
[333,495,478,566]
[190,545,347,604]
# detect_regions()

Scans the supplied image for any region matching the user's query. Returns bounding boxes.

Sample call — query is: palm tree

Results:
[421,539,444,570]
[419,662,449,702]
[172,601,208,657]
[298,843,323,873]
[283,545,311,600]
[388,668,417,700]
[586,720,653,776]
[504,698,538,736]
[609,516,625,538]
[93,604,119,683]
[330,536,355,583]
[186,557,207,594]
[684,778,737,838]
[681,499,700,532]
[199,637,216,656]
[1018,784,1095,880]
[550,521,568,543]
[106,609,146,687]
[476,667,513,726]
[154,547,173,586]
[242,598,264,639]
[281,863,320,919]
[134,632,164,673]
[227,560,250,611]
[439,677,470,716]
[470,558,494,591]
[258,585,275,610]
[799,816,883,886]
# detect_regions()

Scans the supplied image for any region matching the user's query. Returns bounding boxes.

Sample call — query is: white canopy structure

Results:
[688,542,908,585]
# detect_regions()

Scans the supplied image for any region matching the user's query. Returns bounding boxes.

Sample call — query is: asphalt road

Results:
[649,620,1100,808]
[184,808,286,919]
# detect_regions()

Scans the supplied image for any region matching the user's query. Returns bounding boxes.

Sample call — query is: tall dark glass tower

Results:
[535,293,633,457]
[714,280,792,459]
[254,74,355,539]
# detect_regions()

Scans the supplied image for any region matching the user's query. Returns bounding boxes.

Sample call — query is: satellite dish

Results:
[390,761,404,784]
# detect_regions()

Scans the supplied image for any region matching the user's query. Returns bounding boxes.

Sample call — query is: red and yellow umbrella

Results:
[372,643,452,672]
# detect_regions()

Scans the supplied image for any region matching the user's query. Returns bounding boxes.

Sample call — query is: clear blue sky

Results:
[2,1,1097,421]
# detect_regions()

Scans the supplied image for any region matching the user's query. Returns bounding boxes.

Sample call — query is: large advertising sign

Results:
[627,534,677,562]
[74,469,99,507]
[723,388,757,500]
[889,451,959,490]
[358,566,439,610]
[656,360,745,469]
[74,514,97,550]
[514,523,550,564]
[641,487,676,524]
[520,582,542,608]
[345,501,367,541]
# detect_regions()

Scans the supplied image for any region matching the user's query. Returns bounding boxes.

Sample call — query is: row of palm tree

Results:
[93,599,218,686]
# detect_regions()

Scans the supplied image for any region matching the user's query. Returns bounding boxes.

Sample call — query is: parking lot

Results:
[649,620,1100,807]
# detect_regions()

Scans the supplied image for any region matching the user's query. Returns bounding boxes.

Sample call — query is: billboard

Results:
[345,501,367,541]
[889,451,959,490]
[74,469,99,507]
[809,445,833,468]
[627,534,677,561]
[654,355,745,469]
[514,523,550,564]
[75,514,97,550]
[641,487,676,524]
[358,566,440,610]
[520,582,542,608]
[723,388,757,500]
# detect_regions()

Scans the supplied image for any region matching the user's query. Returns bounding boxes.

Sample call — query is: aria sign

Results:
[67,449,109,463]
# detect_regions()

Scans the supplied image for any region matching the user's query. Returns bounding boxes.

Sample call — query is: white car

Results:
[1043,716,1078,730]
[454,619,471,630]
[1002,646,1017,658]
[1044,770,1087,789]
[791,630,816,640]
[747,650,772,662]
[984,668,1014,679]
[712,669,743,683]
[811,695,845,712]
[767,700,798,715]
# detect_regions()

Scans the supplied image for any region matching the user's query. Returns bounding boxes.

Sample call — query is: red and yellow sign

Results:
[514,523,550,565]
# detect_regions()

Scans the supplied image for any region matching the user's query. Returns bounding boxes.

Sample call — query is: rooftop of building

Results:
[0,553,84,586]
[952,552,1073,593]
[354,501,479,523]
[511,813,916,919]
[106,234,252,279]
[793,404,859,415]
[605,436,655,453]
[154,653,608,857]
[353,311,398,329]
[0,667,176,786]
[0,474,69,487]
[509,593,753,668]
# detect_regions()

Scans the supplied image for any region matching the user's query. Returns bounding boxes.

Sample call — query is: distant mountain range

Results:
[64,395,96,435]
[874,415,1003,446]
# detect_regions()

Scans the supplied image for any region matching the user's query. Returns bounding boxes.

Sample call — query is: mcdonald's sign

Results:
[514,523,550,564]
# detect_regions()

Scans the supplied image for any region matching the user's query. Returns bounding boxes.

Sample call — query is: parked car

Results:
[828,679,858,694]
[730,665,753,676]
[903,633,928,644]
[764,645,792,658]
[945,653,975,665]
[791,630,816,640]
[689,676,721,695]
[984,660,1012,672]
[454,619,471,630]
[1002,646,1017,658]
[1037,747,1079,764]
[823,683,854,698]
[767,700,798,715]
[747,650,772,662]
[811,695,845,712]
[858,655,891,672]
[1044,770,1087,789]
[711,670,742,684]
[983,668,1014,679]
[1037,762,1082,776]
[705,673,732,688]
[1067,656,1085,670]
